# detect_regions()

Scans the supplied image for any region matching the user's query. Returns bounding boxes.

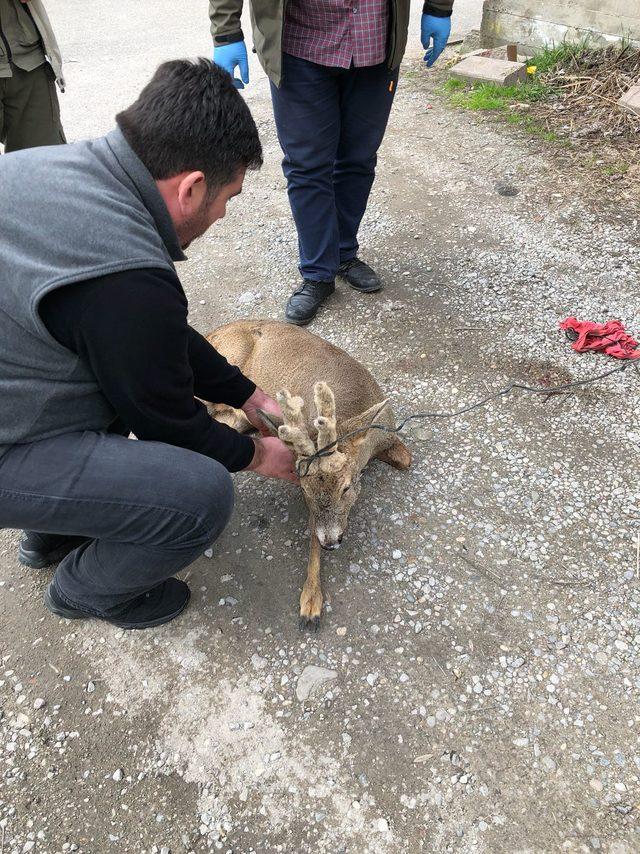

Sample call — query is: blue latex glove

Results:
[421,13,451,67]
[213,41,249,89]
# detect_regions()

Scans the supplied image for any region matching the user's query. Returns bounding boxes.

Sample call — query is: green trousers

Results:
[0,62,65,152]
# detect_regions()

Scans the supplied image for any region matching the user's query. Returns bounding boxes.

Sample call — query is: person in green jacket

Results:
[0,0,65,152]
[209,0,454,325]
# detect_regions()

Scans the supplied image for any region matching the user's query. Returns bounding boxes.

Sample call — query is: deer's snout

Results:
[316,527,343,550]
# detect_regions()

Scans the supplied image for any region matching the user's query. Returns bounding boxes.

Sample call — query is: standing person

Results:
[0,59,298,629]
[210,0,454,325]
[0,0,65,151]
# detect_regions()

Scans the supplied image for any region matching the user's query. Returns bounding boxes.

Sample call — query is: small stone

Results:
[204,548,213,558]
[392,550,402,560]
[33,698,46,710]
[590,778,603,792]
[296,665,338,701]
[495,183,519,197]
[336,627,347,636]
[376,818,389,833]
[366,672,379,687]
[12,712,30,730]
[86,681,96,694]
[112,768,124,782]
[251,654,267,670]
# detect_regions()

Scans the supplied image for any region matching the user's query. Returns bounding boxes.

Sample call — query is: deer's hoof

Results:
[298,614,321,633]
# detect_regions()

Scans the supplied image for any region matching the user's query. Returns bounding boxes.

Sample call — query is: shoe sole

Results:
[338,275,384,294]
[44,584,191,630]
[284,315,314,326]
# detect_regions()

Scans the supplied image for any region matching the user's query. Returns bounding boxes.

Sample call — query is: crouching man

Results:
[0,59,297,629]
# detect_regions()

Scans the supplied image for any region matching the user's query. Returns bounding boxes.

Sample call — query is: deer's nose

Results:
[322,541,341,551]
[316,527,343,550]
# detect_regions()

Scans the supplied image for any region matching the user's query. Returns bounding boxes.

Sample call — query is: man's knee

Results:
[189,459,235,545]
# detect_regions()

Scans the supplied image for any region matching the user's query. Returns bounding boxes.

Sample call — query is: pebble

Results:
[295,665,338,701]
[112,768,124,782]
[376,818,390,833]
[33,698,46,710]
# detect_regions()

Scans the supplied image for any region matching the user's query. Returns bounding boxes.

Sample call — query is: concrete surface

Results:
[450,56,528,86]
[618,83,640,116]
[480,0,640,52]
[2,1,640,853]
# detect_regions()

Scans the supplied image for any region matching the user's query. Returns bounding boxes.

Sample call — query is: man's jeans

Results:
[0,431,234,614]
[270,53,398,283]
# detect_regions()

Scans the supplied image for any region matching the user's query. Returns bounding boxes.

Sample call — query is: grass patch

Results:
[444,80,552,111]
[602,162,629,176]
[527,36,594,73]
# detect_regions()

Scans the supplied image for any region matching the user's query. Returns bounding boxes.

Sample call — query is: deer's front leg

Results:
[299,531,323,632]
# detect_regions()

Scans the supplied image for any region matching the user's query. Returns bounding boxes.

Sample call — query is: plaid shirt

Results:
[282,0,389,69]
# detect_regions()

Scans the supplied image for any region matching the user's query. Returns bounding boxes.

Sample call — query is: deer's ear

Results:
[339,400,390,450]
[256,408,284,436]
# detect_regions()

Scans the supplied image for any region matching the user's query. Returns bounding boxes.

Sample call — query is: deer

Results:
[205,319,412,631]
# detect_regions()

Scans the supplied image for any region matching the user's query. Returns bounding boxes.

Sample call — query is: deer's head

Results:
[260,383,387,550]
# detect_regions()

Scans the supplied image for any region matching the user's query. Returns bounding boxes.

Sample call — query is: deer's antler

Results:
[276,390,315,457]
[313,382,337,451]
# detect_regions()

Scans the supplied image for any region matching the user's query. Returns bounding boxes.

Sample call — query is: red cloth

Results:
[282,0,389,69]
[560,317,640,360]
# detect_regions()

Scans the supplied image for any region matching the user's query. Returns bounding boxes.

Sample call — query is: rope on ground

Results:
[297,360,638,476]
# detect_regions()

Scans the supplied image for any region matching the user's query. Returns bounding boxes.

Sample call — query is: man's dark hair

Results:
[116,58,263,193]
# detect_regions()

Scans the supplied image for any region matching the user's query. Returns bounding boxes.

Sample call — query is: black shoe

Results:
[19,531,88,569]
[337,258,383,293]
[44,578,191,630]
[285,279,335,325]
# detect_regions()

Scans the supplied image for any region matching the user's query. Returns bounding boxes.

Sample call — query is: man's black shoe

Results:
[285,279,335,326]
[337,258,383,293]
[44,578,191,629]
[19,531,88,569]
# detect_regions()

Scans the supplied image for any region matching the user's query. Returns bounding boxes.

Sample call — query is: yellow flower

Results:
[527,65,537,75]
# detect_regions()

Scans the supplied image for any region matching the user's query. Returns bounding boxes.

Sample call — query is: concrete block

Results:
[450,56,528,87]
[618,83,640,117]
[480,0,640,54]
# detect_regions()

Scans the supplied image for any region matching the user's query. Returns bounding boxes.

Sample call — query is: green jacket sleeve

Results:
[423,0,454,16]
[208,0,244,42]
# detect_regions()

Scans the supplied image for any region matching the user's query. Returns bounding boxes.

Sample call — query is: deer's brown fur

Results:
[206,319,411,630]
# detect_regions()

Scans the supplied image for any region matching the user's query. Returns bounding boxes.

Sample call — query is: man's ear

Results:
[177,171,206,215]
[338,400,390,450]
[256,408,284,436]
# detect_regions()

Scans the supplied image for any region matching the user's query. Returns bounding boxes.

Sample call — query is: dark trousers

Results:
[0,431,234,613]
[0,63,66,153]
[270,53,398,283]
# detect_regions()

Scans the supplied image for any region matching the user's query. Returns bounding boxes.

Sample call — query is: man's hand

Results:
[213,41,249,89]
[245,437,299,484]
[241,387,282,437]
[421,14,451,67]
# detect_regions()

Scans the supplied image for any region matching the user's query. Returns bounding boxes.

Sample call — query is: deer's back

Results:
[207,320,384,423]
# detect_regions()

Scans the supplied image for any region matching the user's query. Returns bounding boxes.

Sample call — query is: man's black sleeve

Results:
[39,268,256,472]
[187,326,256,407]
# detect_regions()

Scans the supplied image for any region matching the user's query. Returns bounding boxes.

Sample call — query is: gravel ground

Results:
[1,2,640,852]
